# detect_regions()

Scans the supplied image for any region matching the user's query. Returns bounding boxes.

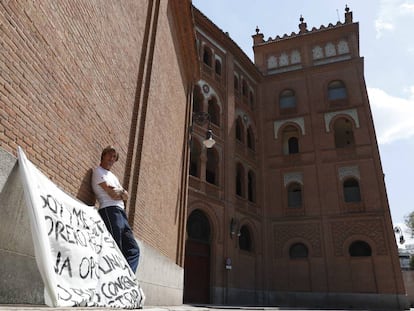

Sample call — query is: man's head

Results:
[100,146,119,170]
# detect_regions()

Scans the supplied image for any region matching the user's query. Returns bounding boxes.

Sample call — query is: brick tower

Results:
[185,5,406,310]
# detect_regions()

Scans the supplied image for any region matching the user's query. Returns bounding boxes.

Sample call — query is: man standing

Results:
[91,146,140,273]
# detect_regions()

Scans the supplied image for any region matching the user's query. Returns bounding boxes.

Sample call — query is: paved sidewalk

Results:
[4,304,414,311]
[0,305,375,311]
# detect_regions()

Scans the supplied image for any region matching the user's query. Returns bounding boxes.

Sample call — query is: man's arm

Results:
[98,182,129,201]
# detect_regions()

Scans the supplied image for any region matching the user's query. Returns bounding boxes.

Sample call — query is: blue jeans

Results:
[98,206,140,273]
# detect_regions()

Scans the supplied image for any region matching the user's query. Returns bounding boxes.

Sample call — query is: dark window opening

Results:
[203,47,212,67]
[249,91,254,108]
[328,80,347,101]
[288,182,302,207]
[215,59,222,76]
[239,226,252,251]
[289,243,308,259]
[343,178,361,202]
[208,97,220,127]
[283,126,300,155]
[192,85,203,113]
[349,241,372,257]
[236,164,244,197]
[234,75,239,91]
[288,137,299,154]
[242,80,248,97]
[279,89,296,109]
[189,140,201,177]
[248,171,256,203]
[206,148,218,185]
[247,127,255,151]
[235,118,244,142]
[187,210,210,242]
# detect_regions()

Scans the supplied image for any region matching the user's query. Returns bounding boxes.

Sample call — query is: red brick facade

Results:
[0,0,198,264]
[0,1,407,309]
[185,6,406,309]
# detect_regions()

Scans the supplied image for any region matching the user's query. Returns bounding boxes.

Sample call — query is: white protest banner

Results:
[17,147,144,308]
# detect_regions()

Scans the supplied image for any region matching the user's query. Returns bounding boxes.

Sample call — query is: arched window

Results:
[249,90,254,108]
[208,97,220,127]
[242,79,248,97]
[279,89,296,109]
[239,225,252,251]
[187,209,210,242]
[192,85,203,113]
[247,127,255,151]
[349,241,372,257]
[328,80,347,101]
[248,170,256,203]
[203,46,212,67]
[334,118,355,148]
[234,75,239,91]
[343,178,361,202]
[289,243,308,259]
[189,140,201,178]
[215,59,222,76]
[235,117,244,142]
[206,148,219,185]
[288,137,299,154]
[236,163,244,197]
[282,125,300,155]
[287,182,302,207]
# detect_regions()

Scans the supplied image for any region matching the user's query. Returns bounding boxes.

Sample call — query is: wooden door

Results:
[184,240,210,303]
[184,209,211,303]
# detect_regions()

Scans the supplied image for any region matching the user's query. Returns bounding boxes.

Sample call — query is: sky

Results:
[193,0,414,244]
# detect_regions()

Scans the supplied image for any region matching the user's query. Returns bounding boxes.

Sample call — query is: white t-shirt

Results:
[92,166,125,210]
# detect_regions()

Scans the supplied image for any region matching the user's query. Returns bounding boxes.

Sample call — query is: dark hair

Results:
[100,145,119,161]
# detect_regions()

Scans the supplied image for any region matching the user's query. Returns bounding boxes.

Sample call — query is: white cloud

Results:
[375,20,394,36]
[368,87,414,144]
[375,0,414,37]
[401,3,414,11]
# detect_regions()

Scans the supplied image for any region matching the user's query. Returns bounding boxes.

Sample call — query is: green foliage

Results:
[410,256,414,270]
[405,211,414,236]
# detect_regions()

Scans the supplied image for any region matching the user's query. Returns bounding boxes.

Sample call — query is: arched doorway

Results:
[184,209,211,304]
[348,240,376,292]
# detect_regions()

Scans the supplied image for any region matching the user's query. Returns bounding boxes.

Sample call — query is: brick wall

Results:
[0,0,192,262]
[130,0,190,259]
[0,0,146,190]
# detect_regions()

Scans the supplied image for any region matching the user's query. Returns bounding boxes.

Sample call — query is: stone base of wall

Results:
[0,147,183,306]
[0,149,43,304]
[212,286,408,310]
[137,242,183,306]
[266,291,408,310]
[402,270,414,307]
